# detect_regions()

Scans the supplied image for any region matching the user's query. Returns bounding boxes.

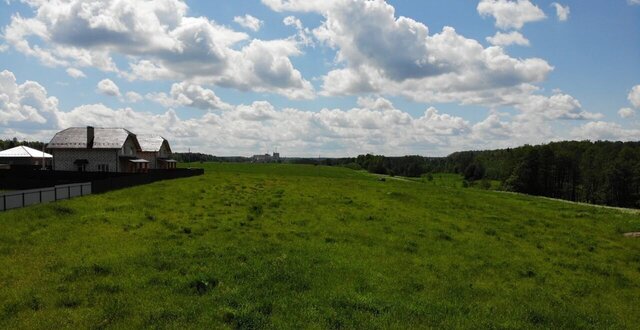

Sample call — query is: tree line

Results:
[0,138,46,151]
[352,141,640,208]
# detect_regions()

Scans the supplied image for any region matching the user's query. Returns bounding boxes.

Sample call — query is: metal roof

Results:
[137,134,171,153]
[48,127,139,149]
[0,146,53,158]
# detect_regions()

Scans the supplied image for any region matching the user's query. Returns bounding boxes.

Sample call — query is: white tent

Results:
[0,146,52,159]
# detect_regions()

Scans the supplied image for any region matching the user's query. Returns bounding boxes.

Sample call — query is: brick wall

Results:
[52,149,120,172]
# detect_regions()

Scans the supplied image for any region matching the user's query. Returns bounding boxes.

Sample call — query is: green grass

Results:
[0,163,639,329]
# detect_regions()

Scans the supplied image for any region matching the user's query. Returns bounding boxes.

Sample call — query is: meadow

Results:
[0,163,639,329]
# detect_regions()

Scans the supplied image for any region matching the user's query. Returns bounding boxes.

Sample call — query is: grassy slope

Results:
[0,163,639,329]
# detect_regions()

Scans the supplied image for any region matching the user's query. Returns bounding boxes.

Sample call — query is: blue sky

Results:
[0,0,638,156]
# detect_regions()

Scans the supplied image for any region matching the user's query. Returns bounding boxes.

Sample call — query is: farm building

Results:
[251,152,280,163]
[137,135,177,169]
[0,145,52,168]
[48,126,149,173]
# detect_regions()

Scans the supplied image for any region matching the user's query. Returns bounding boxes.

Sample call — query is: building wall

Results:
[138,151,157,169]
[52,149,120,172]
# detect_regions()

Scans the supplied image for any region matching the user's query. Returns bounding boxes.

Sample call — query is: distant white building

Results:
[0,146,52,167]
[251,152,281,163]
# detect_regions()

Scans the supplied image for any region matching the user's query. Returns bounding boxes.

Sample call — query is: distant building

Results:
[0,146,52,168]
[251,152,281,163]
[48,126,149,173]
[137,135,177,169]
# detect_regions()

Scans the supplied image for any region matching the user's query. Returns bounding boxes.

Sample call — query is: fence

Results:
[0,168,204,211]
[0,182,91,211]
[0,168,204,191]
[91,169,204,193]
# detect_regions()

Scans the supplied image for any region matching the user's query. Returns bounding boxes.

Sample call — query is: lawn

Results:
[0,163,639,329]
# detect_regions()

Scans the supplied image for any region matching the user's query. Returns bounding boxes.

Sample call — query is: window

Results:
[98,164,110,172]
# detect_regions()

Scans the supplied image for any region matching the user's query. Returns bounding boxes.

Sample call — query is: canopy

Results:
[0,146,52,158]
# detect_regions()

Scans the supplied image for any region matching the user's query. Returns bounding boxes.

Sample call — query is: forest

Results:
[0,138,45,151]
[354,141,640,208]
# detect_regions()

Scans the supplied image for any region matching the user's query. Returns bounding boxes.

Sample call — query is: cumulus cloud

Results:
[283,15,314,46]
[514,92,602,121]
[618,107,635,118]
[478,0,546,30]
[233,14,263,31]
[96,79,121,97]
[146,82,232,111]
[486,31,530,46]
[66,67,86,79]
[0,70,60,129]
[125,91,143,103]
[4,0,314,99]
[629,85,640,108]
[571,121,640,141]
[551,3,570,21]
[283,16,303,29]
[273,0,554,107]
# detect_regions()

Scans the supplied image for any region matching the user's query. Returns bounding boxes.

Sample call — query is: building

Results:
[136,135,177,169]
[48,126,149,173]
[0,145,52,168]
[251,152,281,163]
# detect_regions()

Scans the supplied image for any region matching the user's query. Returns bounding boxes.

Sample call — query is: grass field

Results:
[0,163,639,329]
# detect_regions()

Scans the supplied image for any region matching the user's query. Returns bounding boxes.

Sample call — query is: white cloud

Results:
[96,79,121,97]
[477,0,546,30]
[514,92,602,121]
[629,85,640,108]
[356,96,395,111]
[233,14,263,32]
[4,0,314,99]
[125,91,143,103]
[283,15,314,46]
[486,31,530,46]
[618,107,635,118]
[551,3,570,21]
[146,82,232,111]
[571,121,640,141]
[628,0,640,5]
[283,16,303,29]
[0,70,60,128]
[276,0,554,107]
[66,68,86,79]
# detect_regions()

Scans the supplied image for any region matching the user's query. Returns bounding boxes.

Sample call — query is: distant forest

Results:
[353,141,640,209]
[0,138,45,151]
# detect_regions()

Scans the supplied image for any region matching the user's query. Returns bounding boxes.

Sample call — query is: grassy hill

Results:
[0,163,639,329]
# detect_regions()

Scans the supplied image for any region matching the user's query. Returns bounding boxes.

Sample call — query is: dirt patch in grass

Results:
[623,232,640,238]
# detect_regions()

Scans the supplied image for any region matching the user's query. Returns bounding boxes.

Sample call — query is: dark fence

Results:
[0,182,91,211]
[91,169,204,193]
[0,168,204,193]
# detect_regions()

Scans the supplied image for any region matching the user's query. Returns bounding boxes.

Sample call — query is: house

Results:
[0,145,52,168]
[48,126,149,173]
[136,135,177,169]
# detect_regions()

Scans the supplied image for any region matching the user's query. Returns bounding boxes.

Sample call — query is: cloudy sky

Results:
[0,0,639,156]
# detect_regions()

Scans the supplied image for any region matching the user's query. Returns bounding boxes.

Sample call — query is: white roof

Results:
[0,146,53,158]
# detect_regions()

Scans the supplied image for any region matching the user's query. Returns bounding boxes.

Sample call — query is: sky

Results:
[0,0,639,157]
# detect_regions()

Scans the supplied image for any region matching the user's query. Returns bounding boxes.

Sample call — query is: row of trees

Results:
[438,141,640,208]
[352,141,640,208]
[0,138,45,151]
